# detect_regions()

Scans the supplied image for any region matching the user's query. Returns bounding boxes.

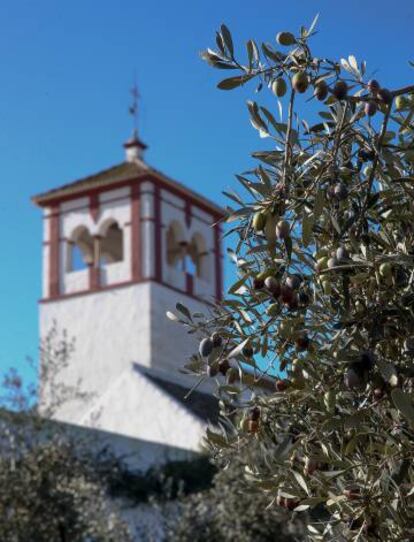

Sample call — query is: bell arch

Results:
[189,232,209,280]
[67,225,94,272]
[99,219,124,265]
[166,220,186,271]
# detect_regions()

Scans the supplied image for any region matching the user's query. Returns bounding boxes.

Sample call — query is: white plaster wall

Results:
[40,282,152,423]
[64,268,89,294]
[42,244,50,298]
[42,208,52,298]
[43,207,51,242]
[149,282,210,380]
[60,196,91,237]
[101,261,127,286]
[97,187,131,237]
[80,368,207,451]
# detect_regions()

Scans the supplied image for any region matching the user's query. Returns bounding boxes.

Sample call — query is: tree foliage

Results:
[0,327,131,541]
[170,17,414,541]
[165,440,307,542]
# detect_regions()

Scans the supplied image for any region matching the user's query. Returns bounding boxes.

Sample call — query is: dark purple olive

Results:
[250,406,261,421]
[336,246,349,262]
[359,350,376,370]
[218,358,230,375]
[211,332,223,348]
[285,275,302,290]
[365,100,377,117]
[332,80,348,100]
[344,367,362,390]
[199,338,214,358]
[334,182,348,201]
[314,80,328,101]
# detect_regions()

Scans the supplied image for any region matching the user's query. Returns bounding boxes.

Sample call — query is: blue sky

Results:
[1,0,414,385]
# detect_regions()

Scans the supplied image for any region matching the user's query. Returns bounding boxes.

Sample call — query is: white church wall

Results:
[101,260,128,286]
[42,243,50,298]
[60,196,92,237]
[79,368,207,452]
[42,208,52,298]
[43,207,51,242]
[96,187,131,236]
[40,282,153,424]
[149,282,212,391]
[64,268,89,294]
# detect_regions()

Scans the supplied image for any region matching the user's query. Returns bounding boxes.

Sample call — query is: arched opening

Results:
[166,221,186,271]
[67,226,94,272]
[189,233,209,280]
[100,221,124,265]
[183,253,197,276]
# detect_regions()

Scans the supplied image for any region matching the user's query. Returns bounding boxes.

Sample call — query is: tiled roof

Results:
[32,160,224,216]
[138,368,220,424]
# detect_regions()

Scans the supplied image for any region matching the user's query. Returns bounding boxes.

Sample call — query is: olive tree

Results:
[169,16,414,541]
[0,327,131,541]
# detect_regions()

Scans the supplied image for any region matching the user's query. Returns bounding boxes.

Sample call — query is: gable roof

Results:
[31,160,225,216]
[135,366,220,425]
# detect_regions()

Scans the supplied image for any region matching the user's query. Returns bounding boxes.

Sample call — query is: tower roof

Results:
[31,160,224,217]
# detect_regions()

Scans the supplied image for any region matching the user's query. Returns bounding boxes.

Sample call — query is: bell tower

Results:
[33,131,223,427]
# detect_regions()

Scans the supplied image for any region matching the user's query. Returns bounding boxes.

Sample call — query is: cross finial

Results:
[129,80,140,133]
[124,78,147,162]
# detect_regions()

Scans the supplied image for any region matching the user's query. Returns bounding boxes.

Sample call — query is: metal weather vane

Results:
[129,81,140,134]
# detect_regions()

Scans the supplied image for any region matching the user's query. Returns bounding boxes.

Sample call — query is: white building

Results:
[32,130,224,470]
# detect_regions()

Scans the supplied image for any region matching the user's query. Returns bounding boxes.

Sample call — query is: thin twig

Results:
[282,89,296,192]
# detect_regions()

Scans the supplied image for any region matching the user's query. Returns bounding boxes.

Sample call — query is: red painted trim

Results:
[39,277,215,306]
[35,172,224,221]
[185,200,192,228]
[49,204,60,298]
[153,183,162,282]
[214,223,223,301]
[42,191,215,227]
[38,180,133,207]
[131,182,142,281]
[90,193,100,223]
[89,265,100,291]
[186,273,194,296]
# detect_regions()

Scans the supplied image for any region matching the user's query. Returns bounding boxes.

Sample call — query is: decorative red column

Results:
[131,183,142,281]
[90,236,101,291]
[49,204,60,298]
[89,192,100,223]
[153,183,162,282]
[214,222,223,301]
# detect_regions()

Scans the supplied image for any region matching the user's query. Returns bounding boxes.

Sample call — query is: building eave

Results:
[31,162,226,218]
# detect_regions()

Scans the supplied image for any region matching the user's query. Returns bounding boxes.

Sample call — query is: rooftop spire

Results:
[124,81,147,163]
